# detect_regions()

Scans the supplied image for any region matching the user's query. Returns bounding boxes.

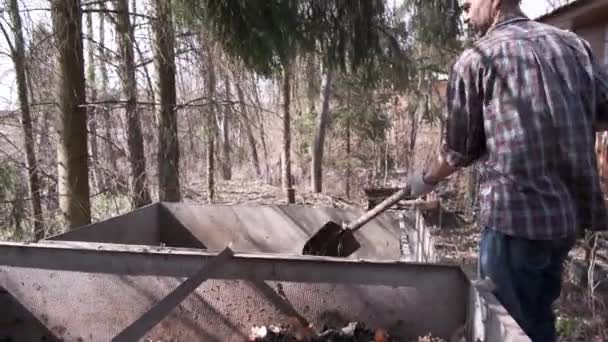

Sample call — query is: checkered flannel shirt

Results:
[441,16,608,239]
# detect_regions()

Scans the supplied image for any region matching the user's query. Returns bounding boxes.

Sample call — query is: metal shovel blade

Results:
[302,221,361,257]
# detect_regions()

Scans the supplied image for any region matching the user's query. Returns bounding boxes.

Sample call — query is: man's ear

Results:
[492,0,501,15]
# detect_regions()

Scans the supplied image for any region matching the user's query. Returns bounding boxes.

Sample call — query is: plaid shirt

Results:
[441,17,608,239]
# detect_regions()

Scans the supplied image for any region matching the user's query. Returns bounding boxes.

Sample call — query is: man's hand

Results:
[407,170,438,198]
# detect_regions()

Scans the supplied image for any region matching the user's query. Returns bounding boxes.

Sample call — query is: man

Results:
[407,0,608,341]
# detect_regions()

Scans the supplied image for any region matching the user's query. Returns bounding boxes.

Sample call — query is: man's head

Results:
[461,0,522,34]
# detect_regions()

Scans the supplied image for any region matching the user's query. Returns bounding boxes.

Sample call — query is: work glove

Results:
[407,169,437,199]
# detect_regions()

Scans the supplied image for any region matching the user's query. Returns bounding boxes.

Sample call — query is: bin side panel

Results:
[47,203,162,246]
[467,281,532,342]
[158,204,206,249]
[162,203,404,259]
[0,287,60,341]
[0,266,466,341]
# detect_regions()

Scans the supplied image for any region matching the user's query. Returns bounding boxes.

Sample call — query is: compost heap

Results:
[248,321,392,342]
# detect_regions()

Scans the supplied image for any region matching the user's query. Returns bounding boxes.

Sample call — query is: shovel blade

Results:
[302,221,361,257]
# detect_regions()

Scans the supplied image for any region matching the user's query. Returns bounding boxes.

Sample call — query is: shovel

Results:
[302,185,412,257]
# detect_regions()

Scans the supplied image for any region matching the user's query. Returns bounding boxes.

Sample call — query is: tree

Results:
[113,0,152,208]
[173,0,385,202]
[311,63,333,193]
[153,0,181,202]
[97,0,120,191]
[235,78,261,178]
[4,0,44,239]
[281,63,295,202]
[203,38,218,202]
[26,24,59,218]
[51,0,91,228]
[85,3,101,194]
[221,78,232,180]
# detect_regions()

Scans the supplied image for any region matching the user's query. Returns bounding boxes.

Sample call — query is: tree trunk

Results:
[406,99,420,172]
[384,139,389,184]
[97,1,119,191]
[221,79,232,180]
[85,7,101,194]
[251,75,270,183]
[311,65,333,193]
[345,118,351,199]
[282,65,295,203]
[9,0,44,240]
[207,135,215,202]
[236,82,261,178]
[152,0,180,202]
[259,112,270,184]
[114,0,151,208]
[203,39,217,202]
[51,0,91,227]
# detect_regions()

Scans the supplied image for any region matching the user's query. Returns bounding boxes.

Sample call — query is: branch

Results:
[25,31,56,58]
[82,34,121,60]
[82,8,154,21]
[17,7,50,13]
[0,18,15,56]
[135,47,199,68]
[30,101,59,108]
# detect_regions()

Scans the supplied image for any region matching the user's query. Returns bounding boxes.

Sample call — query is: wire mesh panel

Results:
[0,243,468,341]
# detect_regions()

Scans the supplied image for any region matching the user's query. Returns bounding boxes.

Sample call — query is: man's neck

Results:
[493,6,527,26]
[469,5,527,39]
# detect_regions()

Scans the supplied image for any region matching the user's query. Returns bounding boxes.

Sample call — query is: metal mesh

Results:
[1,266,465,341]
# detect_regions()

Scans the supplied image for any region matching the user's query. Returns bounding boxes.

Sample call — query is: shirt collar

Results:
[485,16,530,35]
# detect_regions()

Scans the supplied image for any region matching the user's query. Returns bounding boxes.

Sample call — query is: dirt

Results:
[183,180,361,210]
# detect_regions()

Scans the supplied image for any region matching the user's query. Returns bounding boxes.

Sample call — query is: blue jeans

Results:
[479,227,575,342]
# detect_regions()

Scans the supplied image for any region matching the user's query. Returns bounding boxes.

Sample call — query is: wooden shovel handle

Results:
[347,185,411,232]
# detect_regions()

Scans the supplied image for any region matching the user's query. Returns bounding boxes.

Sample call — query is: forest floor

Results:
[173,178,608,342]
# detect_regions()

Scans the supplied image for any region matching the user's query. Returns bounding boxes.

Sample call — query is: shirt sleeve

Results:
[440,50,486,168]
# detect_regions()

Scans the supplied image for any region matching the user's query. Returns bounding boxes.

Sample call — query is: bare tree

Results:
[235,79,261,178]
[250,75,271,183]
[98,0,119,191]
[311,63,333,193]
[27,25,59,218]
[51,0,91,227]
[282,64,295,203]
[152,0,180,201]
[114,0,152,208]
[85,4,101,194]
[5,0,44,239]
[221,78,232,180]
[204,40,218,202]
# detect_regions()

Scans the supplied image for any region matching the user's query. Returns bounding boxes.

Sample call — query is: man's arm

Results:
[582,40,608,132]
[422,154,460,185]
[409,51,486,195]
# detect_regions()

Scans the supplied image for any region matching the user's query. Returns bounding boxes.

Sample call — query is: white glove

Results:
[407,170,437,198]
